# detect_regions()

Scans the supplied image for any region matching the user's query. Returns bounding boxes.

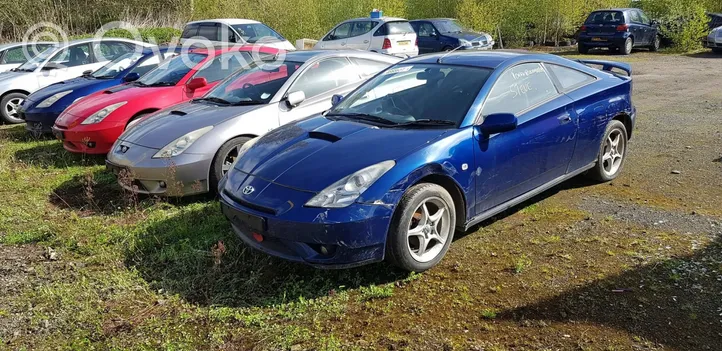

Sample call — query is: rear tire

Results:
[1,92,27,124]
[586,120,628,182]
[649,35,660,52]
[712,48,722,54]
[210,136,253,194]
[385,183,456,272]
[578,43,589,54]
[620,37,633,55]
[442,46,454,52]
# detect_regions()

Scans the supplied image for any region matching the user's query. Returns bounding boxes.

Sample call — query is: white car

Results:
[0,38,151,124]
[0,42,56,73]
[315,17,419,58]
[706,26,722,54]
[180,19,296,51]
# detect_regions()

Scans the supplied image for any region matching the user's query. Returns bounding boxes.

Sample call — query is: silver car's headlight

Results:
[153,126,213,158]
[37,90,73,108]
[305,160,395,208]
[81,101,127,125]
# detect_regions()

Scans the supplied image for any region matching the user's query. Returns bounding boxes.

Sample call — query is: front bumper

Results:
[218,173,394,268]
[22,108,64,134]
[53,121,125,155]
[704,38,722,48]
[106,141,214,196]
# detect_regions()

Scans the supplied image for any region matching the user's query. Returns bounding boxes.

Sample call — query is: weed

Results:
[358,284,394,301]
[481,308,498,320]
[512,255,533,274]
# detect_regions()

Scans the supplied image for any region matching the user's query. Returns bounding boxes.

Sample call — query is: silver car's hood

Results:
[0,71,28,85]
[120,101,269,149]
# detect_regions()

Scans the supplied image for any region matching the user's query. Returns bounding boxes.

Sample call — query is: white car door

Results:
[277,57,361,126]
[35,43,94,90]
[315,22,352,49]
[345,21,376,50]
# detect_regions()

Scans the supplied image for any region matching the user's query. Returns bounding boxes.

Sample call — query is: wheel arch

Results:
[1,89,31,100]
[612,112,633,140]
[208,133,259,185]
[414,173,467,228]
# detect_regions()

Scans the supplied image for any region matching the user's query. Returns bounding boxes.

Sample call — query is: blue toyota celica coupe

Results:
[21,46,180,135]
[219,51,635,272]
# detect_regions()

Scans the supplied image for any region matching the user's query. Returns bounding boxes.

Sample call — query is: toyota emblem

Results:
[242,186,255,195]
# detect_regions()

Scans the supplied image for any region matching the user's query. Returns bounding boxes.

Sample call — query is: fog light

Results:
[159,181,166,188]
[87,141,96,148]
[320,246,329,255]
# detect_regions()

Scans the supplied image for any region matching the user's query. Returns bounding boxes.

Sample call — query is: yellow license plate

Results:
[591,37,605,42]
[397,41,410,46]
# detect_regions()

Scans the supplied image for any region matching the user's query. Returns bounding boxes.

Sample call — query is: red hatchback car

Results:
[53,46,279,154]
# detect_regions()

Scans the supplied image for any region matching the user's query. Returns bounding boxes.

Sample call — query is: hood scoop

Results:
[103,85,131,94]
[169,110,187,116]
[308,131,341,143]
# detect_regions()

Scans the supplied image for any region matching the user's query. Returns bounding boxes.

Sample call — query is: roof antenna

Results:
[437,35,489,63]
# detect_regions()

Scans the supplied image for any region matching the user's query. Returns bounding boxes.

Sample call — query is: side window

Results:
[181,24,199,38]
[222,25,237,42]
[629,11,641,23]
[349,57,389,77]
[545,64,596,91]
[374,23,387,36]
[418,22,436,37]
[1,47,27,64]
[193,52,252,83]
[96,42,133,61]
[350,21,376,37]
[198,24,220,41]
[482,63,559,116]
[289,58,359,99]
[326,22,353,41]
[638,11,651,25]
[49,43,91,67]
[130,54,163,76]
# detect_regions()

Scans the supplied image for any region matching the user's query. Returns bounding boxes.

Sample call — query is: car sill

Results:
[463,162,596,231]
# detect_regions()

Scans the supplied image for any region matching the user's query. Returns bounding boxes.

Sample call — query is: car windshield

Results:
[231,23,285,43]
[328,64,492,127]
[432,20,465,33]
[15,45,58,72]
[91,52,144,78]
[585,11,625,24]
[385,21,415,35]
[136,53,206,86]
[200,60,302,105]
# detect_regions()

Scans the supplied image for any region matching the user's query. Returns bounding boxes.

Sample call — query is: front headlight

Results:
[153,126,213,158]
[81,101,127,125]
[459,39,472,47]
[305,160,395,208]
[37,90,73,108]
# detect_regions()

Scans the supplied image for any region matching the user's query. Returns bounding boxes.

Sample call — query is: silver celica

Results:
[106,50,400,196]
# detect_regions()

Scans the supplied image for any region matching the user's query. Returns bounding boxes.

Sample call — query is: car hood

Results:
[234,115,450,192]
[26,77,119,104]
[63,84,172,117]
[0,71,29,85]
[444,31,490,42]
[119,101,269,149]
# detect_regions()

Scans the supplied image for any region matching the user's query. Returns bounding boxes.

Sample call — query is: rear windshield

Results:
[377,21,414,36]
[585,11,625,24]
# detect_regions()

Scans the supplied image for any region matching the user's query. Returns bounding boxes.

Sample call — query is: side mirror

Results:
[331,94,344,106]
[479,113,517,135]
[82,70,93,76]
[286,91,306,107]
[42,62,61,71]
[123,72,140,82]
[186,77,208,91]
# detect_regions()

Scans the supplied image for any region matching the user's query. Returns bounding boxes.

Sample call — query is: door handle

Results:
[364,40,369,44]
[341,42,346,46]
[558,114,572,125]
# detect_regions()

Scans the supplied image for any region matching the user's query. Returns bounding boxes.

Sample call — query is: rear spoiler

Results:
[575,59,632,77]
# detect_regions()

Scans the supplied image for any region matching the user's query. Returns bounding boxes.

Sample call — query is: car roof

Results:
[411,18,457,22]
[188,45,279,56]
[592,8,635,12]
[51,38,151,49]
[283,49,401,63]
[186,18,261,26]
[344,16,408,23]
[404,50,586,71]
[0,41,55,51]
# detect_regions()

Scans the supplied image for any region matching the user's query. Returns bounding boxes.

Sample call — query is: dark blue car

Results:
[21,46,180,135]
[578,8,660,55]
[410,19,494,54]
[219,51,635,271]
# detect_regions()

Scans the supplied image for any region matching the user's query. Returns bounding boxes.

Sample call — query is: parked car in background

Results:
[52,46,279,155]
[218,51,636,271]
[107,50,399,196]
[0,42,55,73]
[21,46,181,135]
[704,23,722,53]
[578,8,659,55]
[315,17,418,58]
[0,38,150,124]
[180,19,296,51]
[410,19,493,53]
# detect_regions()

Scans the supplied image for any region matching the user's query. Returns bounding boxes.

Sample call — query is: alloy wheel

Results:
[4,97,23,119]
[602,128,625,176]
[221,144,241,175]
[407,197,452,263]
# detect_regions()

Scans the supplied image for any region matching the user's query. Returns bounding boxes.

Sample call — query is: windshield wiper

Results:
[325,112,398,125]
[391,119,457,128]
[230,100,264,106]
[147,82,175,87]
[93,75,115,79]
[194,97,231,105]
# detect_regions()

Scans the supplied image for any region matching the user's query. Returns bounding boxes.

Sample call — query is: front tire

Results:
[712,48,722,54]
[649,35,660,52]
[587,120,628,182]
[210,136,253,194]
[1,92,27,124]
[386,183,456,272]
[620,37,633,55]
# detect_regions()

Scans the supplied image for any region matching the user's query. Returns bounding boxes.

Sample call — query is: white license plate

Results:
[397,41,411,46]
